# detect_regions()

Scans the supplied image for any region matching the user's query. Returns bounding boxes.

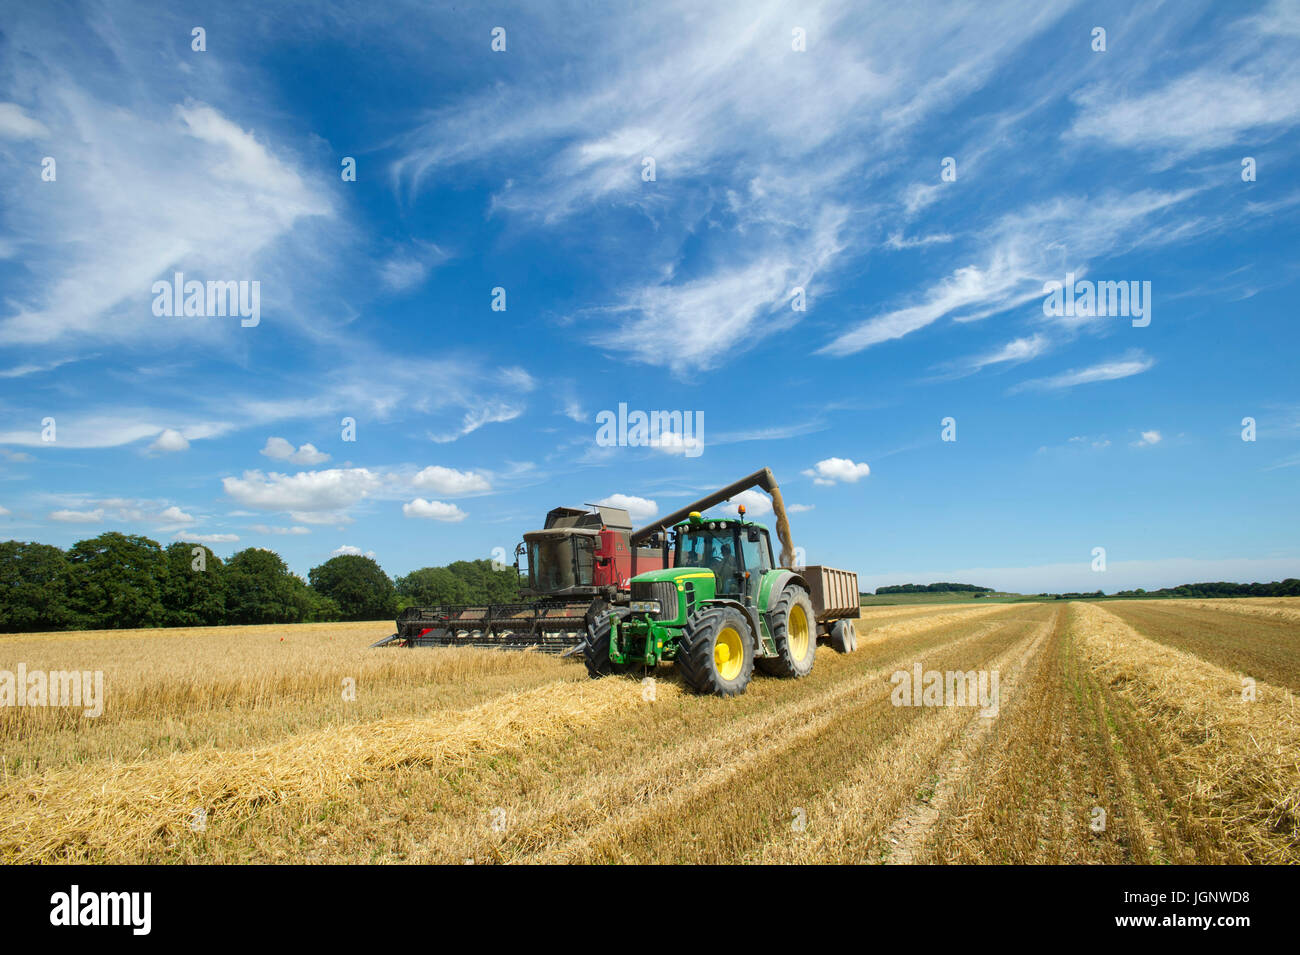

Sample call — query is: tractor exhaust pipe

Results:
[630,467,797,569]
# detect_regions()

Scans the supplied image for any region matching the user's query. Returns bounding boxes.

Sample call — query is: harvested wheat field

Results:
[2,598,1296,864]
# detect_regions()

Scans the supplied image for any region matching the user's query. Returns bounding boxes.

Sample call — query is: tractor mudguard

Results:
[758,570,809,614]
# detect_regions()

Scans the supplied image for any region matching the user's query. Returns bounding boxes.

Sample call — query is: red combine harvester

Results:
[374,468,795,653]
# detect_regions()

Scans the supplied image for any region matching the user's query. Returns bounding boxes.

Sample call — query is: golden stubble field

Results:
[1,598,1297,864]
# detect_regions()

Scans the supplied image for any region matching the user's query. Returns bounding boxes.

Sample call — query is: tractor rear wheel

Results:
[677,607,754,696]
[584,611,634,678]
[829,618,858,653]
[756,585,817,677]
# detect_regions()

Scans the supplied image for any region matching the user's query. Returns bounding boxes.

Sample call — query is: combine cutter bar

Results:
[384,600,593,654]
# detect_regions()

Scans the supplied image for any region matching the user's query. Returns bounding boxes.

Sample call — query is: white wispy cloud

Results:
[1011,353,1155,393]
[0,102,48,139]
[392,1,1072,373]
[821,190,1199,356]
[0,96,332,346]
[1066,6,1300,156]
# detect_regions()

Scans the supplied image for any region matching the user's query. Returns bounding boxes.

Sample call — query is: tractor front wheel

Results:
[756,585,817,677]
[584,611,634,678]
[677,607,754,696]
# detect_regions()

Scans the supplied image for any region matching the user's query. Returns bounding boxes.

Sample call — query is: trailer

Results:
[802,564,860,653]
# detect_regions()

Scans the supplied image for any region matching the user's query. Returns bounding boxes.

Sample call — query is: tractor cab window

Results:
[740,527,773,575]
[675,525,744,594]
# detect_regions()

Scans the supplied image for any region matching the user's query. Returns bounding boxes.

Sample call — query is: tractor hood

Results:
[631,567,711,584]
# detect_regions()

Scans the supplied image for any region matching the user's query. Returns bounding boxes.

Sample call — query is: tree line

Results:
[0,532,522,633]
[1109,579,1300,599]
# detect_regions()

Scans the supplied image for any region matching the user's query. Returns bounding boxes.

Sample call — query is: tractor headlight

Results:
[629,600,662,615]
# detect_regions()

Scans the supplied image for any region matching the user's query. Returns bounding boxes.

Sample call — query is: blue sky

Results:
[1,0,1298,593]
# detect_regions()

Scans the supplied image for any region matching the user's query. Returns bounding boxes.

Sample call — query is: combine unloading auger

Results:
[375,468,797,652]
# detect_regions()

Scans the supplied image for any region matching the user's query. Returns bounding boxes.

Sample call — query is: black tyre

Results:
[829,618,858,654]
[583,610,634,678]
[677,607,754,696]
[756,585,817,677]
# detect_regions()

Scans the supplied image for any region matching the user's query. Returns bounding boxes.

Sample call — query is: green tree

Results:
[445,559,519,603]
[66,532,167,629]
[395,566,470,607]
[0,541,73,632]
[224,547,310,625]
[160,542,227,626]
[308,554,396,621]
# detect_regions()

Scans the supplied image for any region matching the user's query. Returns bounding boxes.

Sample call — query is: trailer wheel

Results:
[677,607,754,696]
[583,612,633,678]
[756,585,817,677]
[829,618,858,654]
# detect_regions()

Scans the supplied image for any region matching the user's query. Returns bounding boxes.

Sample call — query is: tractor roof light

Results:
[737,504,746,516]
[689,511,702,524]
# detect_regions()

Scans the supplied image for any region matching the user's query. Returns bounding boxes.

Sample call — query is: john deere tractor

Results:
[584,507,817,695]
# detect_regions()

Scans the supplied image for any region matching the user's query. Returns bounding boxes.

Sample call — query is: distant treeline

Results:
[0,533,521,633]
[1108,579,1300,599]
[874,583,995,594]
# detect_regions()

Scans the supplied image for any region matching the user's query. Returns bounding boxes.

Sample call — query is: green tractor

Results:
[584,507,819,695]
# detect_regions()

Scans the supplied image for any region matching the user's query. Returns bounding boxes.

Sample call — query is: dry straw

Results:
[0,677,637,863]
[1076,603,1299,862]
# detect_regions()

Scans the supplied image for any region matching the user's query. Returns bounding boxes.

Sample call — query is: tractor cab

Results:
[672,507,774,605]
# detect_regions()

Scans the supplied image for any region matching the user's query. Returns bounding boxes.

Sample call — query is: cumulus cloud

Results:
[149,428,190,453]
[260,437,331,465]
[332,544,377,557]
[718,489,773,518]
[402,498,468,522]
[157,505,194,524]
[412,465,491,495]
[803,458,871,485]
[222,468,379,514]
[1132,430,1163,447]
[596,494,658,522]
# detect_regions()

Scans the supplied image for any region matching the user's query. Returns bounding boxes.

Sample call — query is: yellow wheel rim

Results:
[714,626,744,682]
[788,603,810,661]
